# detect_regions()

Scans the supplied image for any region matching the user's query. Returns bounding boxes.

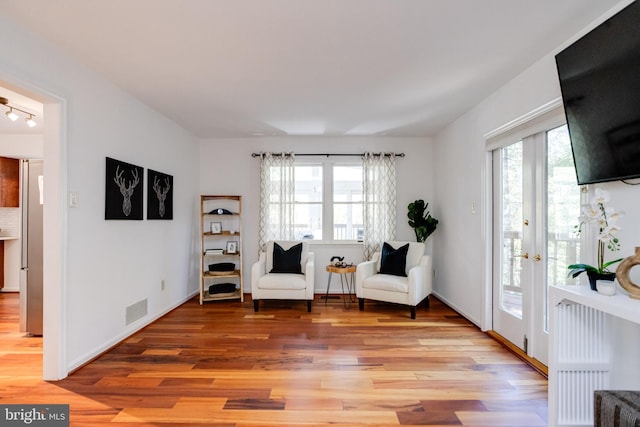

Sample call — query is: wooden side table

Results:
[325,264,357,308]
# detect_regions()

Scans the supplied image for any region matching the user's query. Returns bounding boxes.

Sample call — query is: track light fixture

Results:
[6,108,18,122]
[0,96,37,127]
[26,115,36,128]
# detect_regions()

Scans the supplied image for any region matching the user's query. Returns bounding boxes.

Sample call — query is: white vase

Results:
[596,280,616,296]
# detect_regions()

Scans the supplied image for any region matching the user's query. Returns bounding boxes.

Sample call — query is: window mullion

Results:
[324,162,333,241]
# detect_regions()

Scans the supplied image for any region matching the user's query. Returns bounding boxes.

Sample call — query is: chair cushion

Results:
[266,241,309,273]
[257,273,307,290]
[363,274,409,293]
[271,242,303,274]
[380,242,409,276]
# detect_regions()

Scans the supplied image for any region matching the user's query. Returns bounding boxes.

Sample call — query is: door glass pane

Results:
[545,124,580,330]
[501,142,524,318]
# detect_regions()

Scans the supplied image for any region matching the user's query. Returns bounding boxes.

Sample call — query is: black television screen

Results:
[555,1,640,185]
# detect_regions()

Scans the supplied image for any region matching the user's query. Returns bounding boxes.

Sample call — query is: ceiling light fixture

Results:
[25,114,37,128]
[0,96,37,127]
[6,108,18,122]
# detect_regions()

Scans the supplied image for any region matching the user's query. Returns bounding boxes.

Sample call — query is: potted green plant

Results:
[567,188,624,291]
[408,199,438,242]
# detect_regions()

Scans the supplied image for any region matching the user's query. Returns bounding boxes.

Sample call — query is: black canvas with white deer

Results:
[105,157,144,220]
[147,169,173,220]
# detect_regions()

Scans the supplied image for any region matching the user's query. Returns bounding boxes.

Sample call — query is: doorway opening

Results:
[0,78,66,380]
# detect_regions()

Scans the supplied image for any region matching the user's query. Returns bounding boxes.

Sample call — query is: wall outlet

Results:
[161,279,165,291]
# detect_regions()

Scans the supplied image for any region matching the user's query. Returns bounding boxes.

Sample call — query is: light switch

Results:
[69,191,79,208]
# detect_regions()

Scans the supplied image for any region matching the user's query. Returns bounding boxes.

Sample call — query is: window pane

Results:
[334,165,363,240]
[334,204,363,240]
[295,165,322,202]
[333,166,362,200]
[293,165,322,240]
[545,124,580,331]
[500,141,523,319]
[294,203,322,240]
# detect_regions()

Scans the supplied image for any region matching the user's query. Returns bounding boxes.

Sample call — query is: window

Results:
[293,161,363,242]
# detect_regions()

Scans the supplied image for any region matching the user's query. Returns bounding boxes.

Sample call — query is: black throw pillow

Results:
[379,242,409,277]
[270,242,303,274]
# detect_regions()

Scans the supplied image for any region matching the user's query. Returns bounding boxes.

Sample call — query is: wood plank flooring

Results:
[0,292,548,426]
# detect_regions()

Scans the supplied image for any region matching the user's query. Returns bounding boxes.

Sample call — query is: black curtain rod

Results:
[251,152,405,158]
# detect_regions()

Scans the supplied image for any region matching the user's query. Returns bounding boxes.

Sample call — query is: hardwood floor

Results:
[0,292,548,426]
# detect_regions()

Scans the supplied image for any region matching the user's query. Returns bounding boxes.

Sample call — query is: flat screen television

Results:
[555,1,640,185]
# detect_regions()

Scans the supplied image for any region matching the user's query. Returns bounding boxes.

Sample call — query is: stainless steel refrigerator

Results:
[20,159,43,336]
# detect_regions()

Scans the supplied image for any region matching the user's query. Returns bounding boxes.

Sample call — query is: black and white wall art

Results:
[147,169,173,220]
[105,157,144,220]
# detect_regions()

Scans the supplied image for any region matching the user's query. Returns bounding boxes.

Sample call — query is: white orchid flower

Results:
[599,225,620,240]
[593,188,611,205]
[606,207,624,224]
[581,205,601,222]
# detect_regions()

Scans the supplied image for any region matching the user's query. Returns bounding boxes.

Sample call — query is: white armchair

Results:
[355,241,432,319]
[251,240,315,312]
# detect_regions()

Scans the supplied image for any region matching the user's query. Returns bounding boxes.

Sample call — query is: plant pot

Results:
[587,271,616,291]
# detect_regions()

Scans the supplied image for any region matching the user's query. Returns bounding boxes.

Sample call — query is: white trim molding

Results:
[484,98,565,151]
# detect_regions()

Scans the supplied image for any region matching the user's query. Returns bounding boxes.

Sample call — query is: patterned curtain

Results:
[258,152,295,251]
[362,152,397,260]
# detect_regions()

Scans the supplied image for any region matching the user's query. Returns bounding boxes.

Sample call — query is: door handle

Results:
[533,254,541,262]
[514,252,529,259]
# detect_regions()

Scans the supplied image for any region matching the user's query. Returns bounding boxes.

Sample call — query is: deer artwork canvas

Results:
[147,169,173,220]
[105,157,144,220]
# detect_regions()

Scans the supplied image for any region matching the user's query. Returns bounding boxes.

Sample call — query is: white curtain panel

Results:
[362,152,397,260]
[258,152,296,251]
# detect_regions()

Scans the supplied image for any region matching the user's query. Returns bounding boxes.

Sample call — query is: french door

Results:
[492,124,580,365]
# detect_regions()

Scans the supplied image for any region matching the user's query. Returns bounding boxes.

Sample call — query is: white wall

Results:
[0,14,200,374]
[199,137,434,293]
[432,0,637,328]
[0,134,43,159]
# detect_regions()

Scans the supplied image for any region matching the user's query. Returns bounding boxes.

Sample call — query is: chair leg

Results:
[425,295,430,309]
[307,300,312,312]
[358,298,364,311]
[410,306,416,319]
[253,299,259,312]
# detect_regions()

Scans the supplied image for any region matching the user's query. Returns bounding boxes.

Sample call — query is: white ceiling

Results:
[0,0,623,138]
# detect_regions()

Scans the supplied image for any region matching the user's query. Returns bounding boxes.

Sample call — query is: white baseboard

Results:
[432,291,482,329]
